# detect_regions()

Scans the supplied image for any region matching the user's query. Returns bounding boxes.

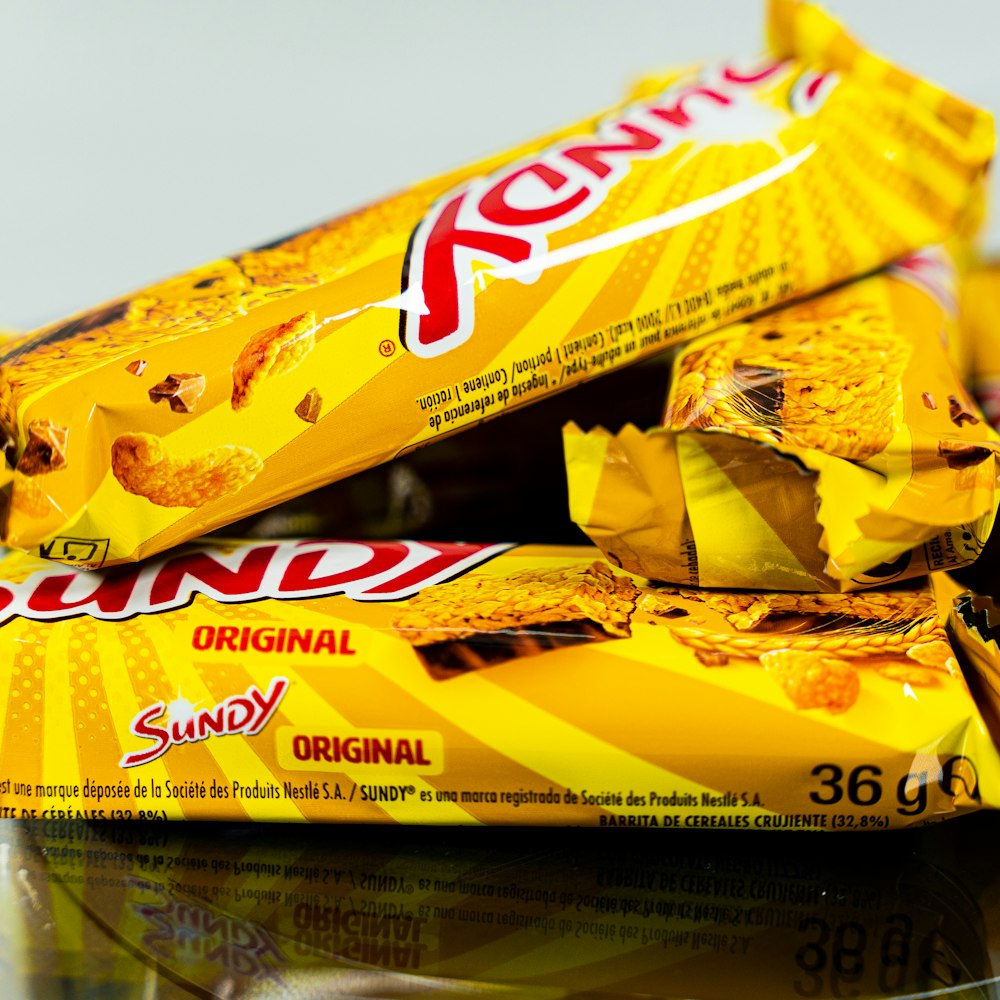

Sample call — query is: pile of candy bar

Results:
[2,0,1000,829]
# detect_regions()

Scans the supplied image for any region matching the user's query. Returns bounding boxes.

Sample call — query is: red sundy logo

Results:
[401,60,838,359]
[120,677,288,768]
[0,539,512,624]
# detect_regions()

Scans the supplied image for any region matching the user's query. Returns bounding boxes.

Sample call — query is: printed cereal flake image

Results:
[393,561,638,680]
[111,432,263,508]
[390,555,955,713]
[639,584,955,713]
[664,295,910,462]
[231,310,317,411]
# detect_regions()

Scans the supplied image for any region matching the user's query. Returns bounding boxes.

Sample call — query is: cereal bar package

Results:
[0,538,996,827]
[566,251,1000,592]
[0,1,992,567]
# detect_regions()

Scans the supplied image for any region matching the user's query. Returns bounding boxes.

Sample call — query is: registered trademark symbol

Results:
[379,339,396,357]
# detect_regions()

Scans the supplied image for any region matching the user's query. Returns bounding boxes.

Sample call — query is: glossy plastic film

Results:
[0,539,996,828]
[0,1,992,567]
[565,251,1000,592]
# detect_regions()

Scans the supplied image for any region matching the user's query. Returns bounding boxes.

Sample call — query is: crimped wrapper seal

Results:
[565,252,1000,592]
[0,538,996,828]
[0,2,993,567]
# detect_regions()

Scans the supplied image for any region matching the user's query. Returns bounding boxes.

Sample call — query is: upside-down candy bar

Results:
[565,249,1000,592]
[0,1,992,566]
[0,537,996,827]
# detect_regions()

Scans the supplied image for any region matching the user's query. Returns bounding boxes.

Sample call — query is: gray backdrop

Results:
[3,1,999,330]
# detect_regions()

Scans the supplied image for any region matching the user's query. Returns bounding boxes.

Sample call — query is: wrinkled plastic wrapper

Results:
[565,251,1000,592]
[0,0,992,567]
[0,537,996,829]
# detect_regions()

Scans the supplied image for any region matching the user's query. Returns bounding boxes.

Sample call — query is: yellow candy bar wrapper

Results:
[565,251,1000,592]
[1,2,992,568]
[8,819,994,997]
[0,538,996,828]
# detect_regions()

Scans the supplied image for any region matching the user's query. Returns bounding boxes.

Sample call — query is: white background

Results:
[3,1,1000,330]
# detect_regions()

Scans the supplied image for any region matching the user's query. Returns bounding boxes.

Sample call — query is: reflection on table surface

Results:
[2,814,1000,999]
